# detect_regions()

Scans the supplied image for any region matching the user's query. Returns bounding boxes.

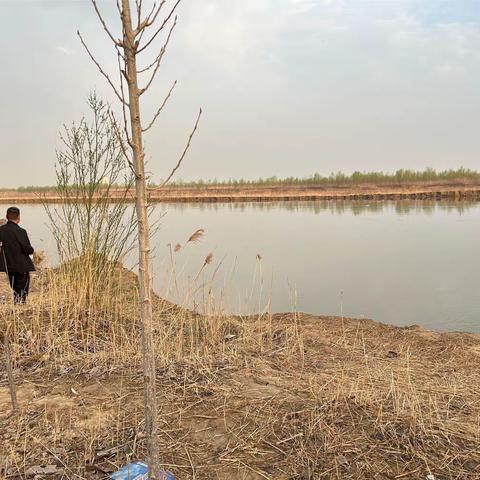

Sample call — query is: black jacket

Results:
[0,221,35,273]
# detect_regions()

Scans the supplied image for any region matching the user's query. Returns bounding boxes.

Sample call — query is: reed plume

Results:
[187,228,205,244]
[204,252,214,265]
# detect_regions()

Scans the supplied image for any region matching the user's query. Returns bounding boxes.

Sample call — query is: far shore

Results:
[1,180,480,204]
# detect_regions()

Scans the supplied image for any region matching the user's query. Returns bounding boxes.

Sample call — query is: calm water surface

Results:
[4,201,480,333]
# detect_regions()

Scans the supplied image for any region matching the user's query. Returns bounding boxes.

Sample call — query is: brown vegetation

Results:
[1,267,479,479]
[1,180,480,205]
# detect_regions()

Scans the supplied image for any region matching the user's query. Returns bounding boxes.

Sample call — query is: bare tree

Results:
[45,93,137,292]
[79,1,201,477]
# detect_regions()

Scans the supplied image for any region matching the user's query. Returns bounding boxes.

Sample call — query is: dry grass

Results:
[0,267,479,480]
[1,181,480,205]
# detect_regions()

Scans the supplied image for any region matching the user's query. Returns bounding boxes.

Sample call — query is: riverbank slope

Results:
[1,269,479,479]
[1,180,480,203]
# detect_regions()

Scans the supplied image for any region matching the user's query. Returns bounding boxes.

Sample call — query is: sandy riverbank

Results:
[1,181,480,204]
[0,268,479,479]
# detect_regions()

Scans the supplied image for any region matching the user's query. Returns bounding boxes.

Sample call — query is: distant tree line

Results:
[0,185,58,192]
[2,167,480,191]
[151,167,480,188]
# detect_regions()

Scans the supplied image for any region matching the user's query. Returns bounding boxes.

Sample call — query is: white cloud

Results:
[181,0,349,75]
[287,0,318,14]
[55,45,74,55]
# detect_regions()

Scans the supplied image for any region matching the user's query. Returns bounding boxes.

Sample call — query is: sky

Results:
[0,0,479,187]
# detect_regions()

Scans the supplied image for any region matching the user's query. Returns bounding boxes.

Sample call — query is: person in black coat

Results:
[0,207,35,303]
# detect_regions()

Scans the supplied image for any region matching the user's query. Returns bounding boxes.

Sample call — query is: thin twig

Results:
[77,30,128,107]
[139,17,177,93]
[184,446,196,478]
[136,1,166,38]
[138,17,176,75]
[142,80,177,132]
[109,111,135,174]
[159,107,202,187]
[137,0,181,53]
[91,0,124,47]
[145,0,167,28]
[136,2,158,48]
[135,0,142,30]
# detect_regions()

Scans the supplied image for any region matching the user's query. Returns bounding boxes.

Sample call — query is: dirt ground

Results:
[0,272,479,480]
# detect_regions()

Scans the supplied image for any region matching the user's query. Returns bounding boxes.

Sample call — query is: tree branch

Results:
[159,107,202,187]
[135,0,142,30]
[138,16,176,87]
[77,30,129,107]
[138,0,181,53]
[144,0,167,28]
[115,43,126,64]
[142,80,177,132]
[109,111,135,175]
[135,1,166,39]
[91,0,124,46]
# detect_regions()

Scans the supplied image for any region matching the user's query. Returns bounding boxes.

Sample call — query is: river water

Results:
[3,200,479,333]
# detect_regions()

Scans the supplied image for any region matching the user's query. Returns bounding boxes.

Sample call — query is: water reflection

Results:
[165,199,477,216]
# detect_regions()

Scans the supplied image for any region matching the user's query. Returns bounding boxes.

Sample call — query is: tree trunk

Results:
[121,1,160,477]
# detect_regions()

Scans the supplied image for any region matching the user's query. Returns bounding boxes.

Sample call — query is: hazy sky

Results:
[1,0,479,187]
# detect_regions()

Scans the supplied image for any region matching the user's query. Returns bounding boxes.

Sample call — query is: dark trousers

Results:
[7,272,30,303]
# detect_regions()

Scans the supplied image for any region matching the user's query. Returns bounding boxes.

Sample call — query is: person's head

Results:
[6,206,20,224]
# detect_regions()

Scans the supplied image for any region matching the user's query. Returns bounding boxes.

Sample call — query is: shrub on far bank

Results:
[3,167,480,192]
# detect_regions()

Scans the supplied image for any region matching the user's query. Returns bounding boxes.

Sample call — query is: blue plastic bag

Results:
[110,461,175,480]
